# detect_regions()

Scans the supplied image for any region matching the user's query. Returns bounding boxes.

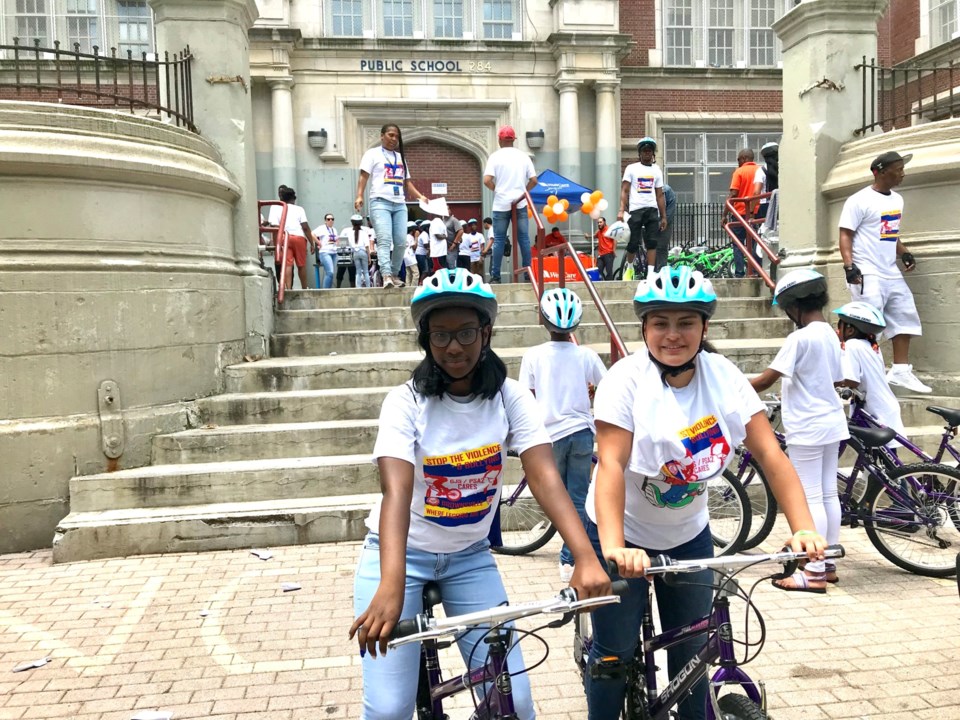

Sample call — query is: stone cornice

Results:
[774,0,889,51]
[148,0,259,30]
[620,66,782,91]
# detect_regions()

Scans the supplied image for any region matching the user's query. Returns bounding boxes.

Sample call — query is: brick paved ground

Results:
[1,519,958,720]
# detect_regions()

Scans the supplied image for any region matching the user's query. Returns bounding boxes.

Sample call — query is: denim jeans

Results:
[353,248,370,288]
[354,533,534,720]
[553,428,594,567]
[490,208,531,281]
[317,251,337,289]
[731,224,748,278]
[369,197,407,278]
[585,522,714,720]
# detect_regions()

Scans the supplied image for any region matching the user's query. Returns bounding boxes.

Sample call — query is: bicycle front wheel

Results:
[717,694,769,720]
[490,481,556,556]
[709,472,751,555]
[863,463,960,577]
[735,455,778,550]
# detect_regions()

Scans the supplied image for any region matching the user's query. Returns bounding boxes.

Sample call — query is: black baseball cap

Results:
[870,151,912,173]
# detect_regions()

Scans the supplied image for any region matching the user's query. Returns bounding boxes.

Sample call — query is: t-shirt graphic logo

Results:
[422,443,502,526]
[879,210,901,241]
[384,162,405,185]
[636,177,655,194]
[643,415,730,509]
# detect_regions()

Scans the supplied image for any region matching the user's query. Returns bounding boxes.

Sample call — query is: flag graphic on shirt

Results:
[644,415,730,509]
[879,210,902,241]
[422,443,502,526]
[636,177,655,194]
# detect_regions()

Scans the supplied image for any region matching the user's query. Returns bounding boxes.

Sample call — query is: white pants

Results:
[787,441,842,573]
[848,274,921,339]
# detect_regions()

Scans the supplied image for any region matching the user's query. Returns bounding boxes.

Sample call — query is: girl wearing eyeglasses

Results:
[350,268,611,720]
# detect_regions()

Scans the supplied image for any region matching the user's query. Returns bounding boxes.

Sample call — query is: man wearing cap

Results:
[483,126,539,283]
[839,151,930,393]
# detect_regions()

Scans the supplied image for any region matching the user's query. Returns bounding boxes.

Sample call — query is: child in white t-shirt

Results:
[427,215,448,273]
[835,301,906,440]
[519,288,606,581]
[752,269,850,590]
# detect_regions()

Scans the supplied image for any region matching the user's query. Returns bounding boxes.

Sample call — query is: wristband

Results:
[793,530,817,537]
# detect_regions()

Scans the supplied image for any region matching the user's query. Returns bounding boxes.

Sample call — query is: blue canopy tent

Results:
[529,169,593,211]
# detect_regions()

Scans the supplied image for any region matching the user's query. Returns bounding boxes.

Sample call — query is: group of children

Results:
[407,215,495,286]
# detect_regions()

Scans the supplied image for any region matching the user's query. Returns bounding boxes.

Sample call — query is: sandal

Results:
[772,570,827,594]
[824,562,839,585]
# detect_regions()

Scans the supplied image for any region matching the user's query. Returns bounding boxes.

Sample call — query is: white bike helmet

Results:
[605,220,631,245]
[773,269,827,307]
[833,301,886,335]
[540,287,583,333]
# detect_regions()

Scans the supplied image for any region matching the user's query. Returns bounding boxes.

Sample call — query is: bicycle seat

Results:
[927,405,960,428]
[848,425,896,448]
[422,581,442,611]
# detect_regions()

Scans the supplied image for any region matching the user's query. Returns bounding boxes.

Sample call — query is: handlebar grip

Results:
[390,618,422,640]
[825,544,845,559]
[611,580,630,596]
[647,553,674,571]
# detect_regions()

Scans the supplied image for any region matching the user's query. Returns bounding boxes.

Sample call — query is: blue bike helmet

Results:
[633,266,718,321]
[540,287,583,333]
[411,268,498,330]
[834,301,886,335]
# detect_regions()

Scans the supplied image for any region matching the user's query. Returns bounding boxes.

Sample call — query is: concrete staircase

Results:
[52,280,957,562]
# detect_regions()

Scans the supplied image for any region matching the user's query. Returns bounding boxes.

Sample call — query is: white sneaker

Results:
[559,563,574,583]
[382,275,396,288]
[395,279,406,288]
[886,365,932,394]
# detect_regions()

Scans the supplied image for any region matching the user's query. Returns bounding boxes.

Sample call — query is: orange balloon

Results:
[558,211,569,222]
[581,201,594,214]
[547,195,559,206]
[560,198,570,210]
[542,204,552,215]
[590,190,603,204]
[544,209,556,222]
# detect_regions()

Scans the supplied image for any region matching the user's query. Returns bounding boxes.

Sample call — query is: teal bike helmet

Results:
[633,265,718,321]
[411,268,498,330]
[540,287,583,333]
[637,136,657,152]
[834,301,886,336]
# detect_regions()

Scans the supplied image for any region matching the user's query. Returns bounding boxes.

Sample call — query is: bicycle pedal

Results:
[589,656,624,681]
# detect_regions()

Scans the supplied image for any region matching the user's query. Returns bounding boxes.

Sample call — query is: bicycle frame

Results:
[848,401,960,467]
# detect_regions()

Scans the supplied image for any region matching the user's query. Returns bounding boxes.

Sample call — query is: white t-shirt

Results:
[460,231,482,258]
[753,166,768,205]
[428,217,448,258]
[360,145,410,205]
[622,162,664,212]
[518,341,606,442]
[415,231,429,256]
[404,234,417,265]
[585,352,764,550]
[267,203,308,237]
[841,338,906,438]
[770,322,850,446]
[339,225,375,251]
[838,186,905,279]
[369,379,551,553]
[483,147,537,212]
[314,222,340,255]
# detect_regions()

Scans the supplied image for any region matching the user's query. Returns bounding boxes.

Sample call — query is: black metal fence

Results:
[0,38,196,132]
[856,56,959,135]
[671,202,727,250]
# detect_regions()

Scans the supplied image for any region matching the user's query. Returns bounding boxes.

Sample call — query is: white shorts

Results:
[847,274,922,339]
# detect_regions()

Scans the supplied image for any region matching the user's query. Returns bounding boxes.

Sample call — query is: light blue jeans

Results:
[317,251,337,289]
[491,208,531,281]
[553,428,595,567]
[354,533,535,720]
[353,248,370,288]
[369,197,407,278]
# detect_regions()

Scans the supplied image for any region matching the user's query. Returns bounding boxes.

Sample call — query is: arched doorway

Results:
[403,139,483,223]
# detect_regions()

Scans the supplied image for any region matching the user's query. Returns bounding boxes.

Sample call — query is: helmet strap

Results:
[642,321,706,383]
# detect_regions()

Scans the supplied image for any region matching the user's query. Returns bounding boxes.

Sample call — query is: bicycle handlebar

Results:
[388,582,629,648]
[643,545,845,576]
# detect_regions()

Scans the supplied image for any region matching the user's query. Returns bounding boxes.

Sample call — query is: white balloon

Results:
[552,202,564,215]
[597,198,609,211]
[590,208,601,220]
[580,192,591,204]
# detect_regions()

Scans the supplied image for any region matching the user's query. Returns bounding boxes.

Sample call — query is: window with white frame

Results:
[3,0,154,52]
[381,0,414,36]
[65,0,99,52]
[114,0,150,56]
[331,0,364,36]
[9,0,50,46]
[663,0,790,68]
[482,0,515,39]
[433,0,463,38]
[664,130,780,203]
[930,0,959,47]
[324,0,520,40]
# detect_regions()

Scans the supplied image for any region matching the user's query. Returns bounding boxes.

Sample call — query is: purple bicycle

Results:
[388,580,627,719]
[574,546,846,720]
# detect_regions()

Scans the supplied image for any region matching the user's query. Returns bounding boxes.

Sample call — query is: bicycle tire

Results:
[716,693,769,720]
[490,481,557,556]
[733,455,778,550]
[708,472,752,555]
[862,462,960,577]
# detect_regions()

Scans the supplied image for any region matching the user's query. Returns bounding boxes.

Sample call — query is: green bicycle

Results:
[668,245,736,278]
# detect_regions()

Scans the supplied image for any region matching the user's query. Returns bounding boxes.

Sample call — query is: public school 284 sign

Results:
[360,60,492,73]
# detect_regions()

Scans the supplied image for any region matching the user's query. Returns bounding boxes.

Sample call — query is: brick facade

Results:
[620,87,784,138]
[403,139,482,202]
[878,0,922,67]
[620,0,655,67]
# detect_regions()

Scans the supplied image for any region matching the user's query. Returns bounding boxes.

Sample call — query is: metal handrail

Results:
[509,191,544,280]
[855,55,958,135]
[723,192,778,291]
[259,200,290,303]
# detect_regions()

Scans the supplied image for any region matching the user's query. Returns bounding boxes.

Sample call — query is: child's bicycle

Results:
[668,245,737,278]
[574,546,846,720]
[614,253,648,282]
[388,580,627,719]
[728,394,960,576]
[492,456,752,557]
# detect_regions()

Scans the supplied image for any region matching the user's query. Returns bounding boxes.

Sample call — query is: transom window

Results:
[663,0,790,68]
[664,131,780,203]
[325,0,521,39]
[2,0,154,53]
[930,0,959,47]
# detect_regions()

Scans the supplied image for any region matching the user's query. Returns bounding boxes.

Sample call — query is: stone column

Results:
[269,77,297,189]
[772,0,890,267]
[557,81,581,181]
[594,82,620,220]
[149,0,272,355]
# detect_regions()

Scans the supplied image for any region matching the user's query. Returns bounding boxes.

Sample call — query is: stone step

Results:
[53,494,379,563]
[894,395,960,429]
[271,317,793,357]
[273,296,777,334]
[281,278,768,310]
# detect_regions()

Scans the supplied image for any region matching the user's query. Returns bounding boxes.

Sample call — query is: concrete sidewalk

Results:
[1,521,958,720]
